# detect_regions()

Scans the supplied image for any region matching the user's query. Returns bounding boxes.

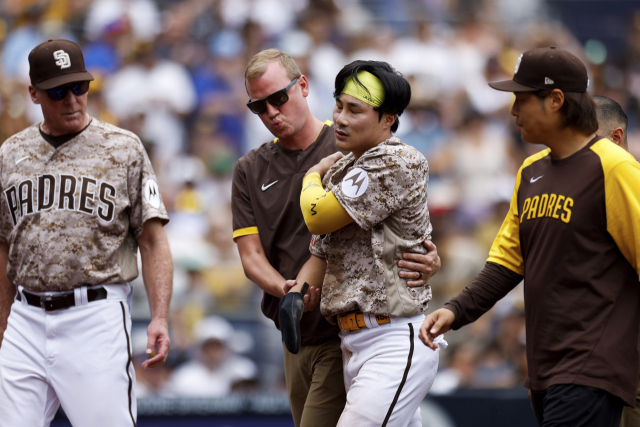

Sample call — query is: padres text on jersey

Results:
[0,119,169,292]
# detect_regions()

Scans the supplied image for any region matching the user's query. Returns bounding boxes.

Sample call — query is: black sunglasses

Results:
[42,81,90,101]
[247,77,299,114]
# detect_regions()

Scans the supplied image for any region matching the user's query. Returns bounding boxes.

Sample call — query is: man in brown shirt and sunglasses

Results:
[232,49,441,427]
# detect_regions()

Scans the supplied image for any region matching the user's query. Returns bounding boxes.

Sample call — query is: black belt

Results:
[18,287,107,311]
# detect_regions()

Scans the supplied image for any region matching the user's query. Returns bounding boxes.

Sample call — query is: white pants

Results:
[337,314,445,427]
[0,285,137,427]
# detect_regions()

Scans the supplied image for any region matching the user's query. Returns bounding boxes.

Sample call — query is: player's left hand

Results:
[142,317,171,369]
[398,240,441,287]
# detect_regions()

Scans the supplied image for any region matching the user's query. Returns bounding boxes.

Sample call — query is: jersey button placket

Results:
[42,151,54,279]
[47,151,54,170]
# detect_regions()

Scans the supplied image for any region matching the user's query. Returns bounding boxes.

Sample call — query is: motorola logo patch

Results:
[341,168,369,198]
[144,180,161,209]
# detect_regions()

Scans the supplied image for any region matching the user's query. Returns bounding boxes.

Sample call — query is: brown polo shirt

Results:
[232,121,339,346]
[445,137,640,406]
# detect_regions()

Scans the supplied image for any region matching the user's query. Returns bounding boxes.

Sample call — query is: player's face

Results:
[511,92,552,144]
[28,82,88,135]
[333,94,393,159]
[246,61,308,140]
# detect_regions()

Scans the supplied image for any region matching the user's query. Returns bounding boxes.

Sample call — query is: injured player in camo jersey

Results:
[281,60,446,427]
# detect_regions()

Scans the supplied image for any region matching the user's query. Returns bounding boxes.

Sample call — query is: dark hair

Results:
[534,90,598,135]
[593,95,628,148]
[334,60,411,133]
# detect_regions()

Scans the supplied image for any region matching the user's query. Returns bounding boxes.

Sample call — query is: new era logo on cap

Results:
[29,40,93,90]
[514,54,523,74]
[489,47,588,93]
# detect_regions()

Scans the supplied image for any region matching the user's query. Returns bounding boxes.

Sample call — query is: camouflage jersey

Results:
[309,136,433,317]
[0,118,169,292]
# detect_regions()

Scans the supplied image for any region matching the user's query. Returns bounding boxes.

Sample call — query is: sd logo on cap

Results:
[28,39,94,90]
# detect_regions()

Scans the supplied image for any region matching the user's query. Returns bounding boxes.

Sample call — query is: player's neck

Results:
[278,115,325,151]
[41,114,90,137]
[545,128,596,160]
[353,130,393,161]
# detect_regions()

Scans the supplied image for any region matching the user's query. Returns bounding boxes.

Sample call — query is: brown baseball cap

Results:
[489,47,588,93]
[29,39,94,90]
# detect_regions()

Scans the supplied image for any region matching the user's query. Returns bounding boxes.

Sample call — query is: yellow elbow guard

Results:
[300,173,354,234]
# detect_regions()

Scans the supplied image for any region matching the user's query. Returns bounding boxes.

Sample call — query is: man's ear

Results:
[383,113,397,129]
[298,75,310,98]
[608,128,624,147]
[28,85,41,105]
[547,89,565,113]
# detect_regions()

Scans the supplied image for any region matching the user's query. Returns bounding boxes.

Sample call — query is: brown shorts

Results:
[283,338,346,427]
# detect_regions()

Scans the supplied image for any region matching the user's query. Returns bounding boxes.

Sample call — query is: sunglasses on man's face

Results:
[42,81,90,101]
[247,77,299,114]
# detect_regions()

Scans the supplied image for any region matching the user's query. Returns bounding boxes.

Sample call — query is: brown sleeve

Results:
[444,262,523,330]
[231,159,257,238]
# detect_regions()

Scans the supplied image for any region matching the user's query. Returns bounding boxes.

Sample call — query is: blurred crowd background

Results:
[1,0,639,400]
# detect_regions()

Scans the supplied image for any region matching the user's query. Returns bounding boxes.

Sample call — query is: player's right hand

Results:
[306,152,344,178]
[419,308,455,350]
[142,317,171,369]
[283,280,320,312]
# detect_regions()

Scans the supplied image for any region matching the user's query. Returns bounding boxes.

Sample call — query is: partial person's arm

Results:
[280,254,327,354]
[300,172,354,235]
[236,234,288,298]
[232,157,290,298]
[300,152,353,235]
[444,262,522,328]
[0,242,14,348]
[420,262,522,349]
[420,163,527,349]
[137,219,173,369]
[284,254,326,312]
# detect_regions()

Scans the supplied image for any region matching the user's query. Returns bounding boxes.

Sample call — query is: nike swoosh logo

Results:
[530,175,543,183]
[261,180,279,191]
[15,156,30,166]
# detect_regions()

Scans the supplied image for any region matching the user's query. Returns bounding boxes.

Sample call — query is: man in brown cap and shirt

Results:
[421,47,640,427]
[232,49,441,427]
[0,40,172,426]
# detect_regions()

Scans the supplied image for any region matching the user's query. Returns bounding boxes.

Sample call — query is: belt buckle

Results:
[41,294,64,312]
[41,295,54,311]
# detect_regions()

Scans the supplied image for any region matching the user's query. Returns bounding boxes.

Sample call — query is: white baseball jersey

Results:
[0,118,168,427]
[0,118,169,292]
